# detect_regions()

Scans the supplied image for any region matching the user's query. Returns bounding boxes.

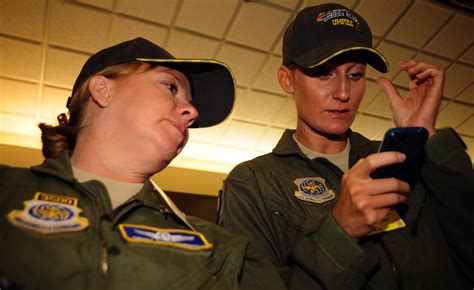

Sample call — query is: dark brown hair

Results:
[39,62,151,158]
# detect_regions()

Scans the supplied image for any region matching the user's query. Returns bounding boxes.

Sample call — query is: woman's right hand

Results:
[332,151,410,238]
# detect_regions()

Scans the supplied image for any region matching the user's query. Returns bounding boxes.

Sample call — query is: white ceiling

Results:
[0,0,473,173]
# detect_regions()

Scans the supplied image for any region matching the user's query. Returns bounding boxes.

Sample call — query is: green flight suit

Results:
[0,152,286,290]
[218,128,474,289]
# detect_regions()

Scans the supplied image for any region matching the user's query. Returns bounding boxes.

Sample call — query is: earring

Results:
[103,94,110,103]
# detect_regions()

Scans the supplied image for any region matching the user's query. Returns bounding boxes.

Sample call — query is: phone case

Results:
[371,127,428,186]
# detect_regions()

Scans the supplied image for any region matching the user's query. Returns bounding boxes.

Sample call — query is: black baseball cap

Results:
[283,3,389,72]
[69,37,235,128]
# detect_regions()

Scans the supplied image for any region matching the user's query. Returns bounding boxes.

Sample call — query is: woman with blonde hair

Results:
[0,37,285,290]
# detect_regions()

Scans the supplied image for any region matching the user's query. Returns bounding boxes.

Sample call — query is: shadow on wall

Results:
[167,191,218,223]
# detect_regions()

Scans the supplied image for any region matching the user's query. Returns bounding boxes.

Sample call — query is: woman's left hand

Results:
[376,59,444,137]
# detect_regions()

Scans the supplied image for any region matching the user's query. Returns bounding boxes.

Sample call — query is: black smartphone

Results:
[371,127,429,187]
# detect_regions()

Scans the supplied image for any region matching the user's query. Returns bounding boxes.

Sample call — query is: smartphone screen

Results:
[371,127,428,186]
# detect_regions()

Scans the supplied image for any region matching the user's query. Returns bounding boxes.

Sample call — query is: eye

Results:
[164,82,178,95]
[311,68,333,80]
[348,71,365,80]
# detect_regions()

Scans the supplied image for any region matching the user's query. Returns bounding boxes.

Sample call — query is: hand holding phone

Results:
[371,127,428,187]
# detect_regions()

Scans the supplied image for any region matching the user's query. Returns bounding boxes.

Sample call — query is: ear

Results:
[278,65,295,94]
[89,76,112,108]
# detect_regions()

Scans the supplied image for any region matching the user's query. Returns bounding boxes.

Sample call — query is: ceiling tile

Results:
[386,1,452,48]
[44,47,89,88]
[227,3,290,51]
[0,79,38,116]
[271,97,297,128]
[456,84,473,105]
[273,37,283,56]
[179,141,212,160]
[0,0,45,41]
[444,63,473,99]
[368,41,417,80]
[303,0,357,9]
[459,45,474,65]
[76,0,113,10]
[436,102,472,128]
[256,127,285,152]
[210,145,258,164]
[424,13,474,59]
[40,86,69,119]
[189,119,228,144]
[49,0,110,53]
[0,37,42,81]
[219,120,266,149]
[356,0,412,37]
[115,0,177,25]
[176,0,239,38]
[0,112,40,137]
[456,114,474,136]
[216,44,266,86]
[229,87,247,118]
[166,31,219,59]
[392,52,451,87]
[253,55,286,94]
[107,16,167,47]
[235,90,286,123]
[270,0,298,9]
[351,114,392,140]
[359,79,381,112]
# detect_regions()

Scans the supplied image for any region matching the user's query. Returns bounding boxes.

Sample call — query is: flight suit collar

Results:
[272,129,379,167]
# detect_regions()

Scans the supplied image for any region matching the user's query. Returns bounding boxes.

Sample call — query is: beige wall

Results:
[0,143,227,196]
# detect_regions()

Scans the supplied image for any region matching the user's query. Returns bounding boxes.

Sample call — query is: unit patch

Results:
[294,177,335,204]
[119,224,213,251]
[7,192,89,234]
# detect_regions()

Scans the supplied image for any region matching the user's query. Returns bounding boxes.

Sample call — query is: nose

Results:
[178,100,199,127]
[332,77,350,102]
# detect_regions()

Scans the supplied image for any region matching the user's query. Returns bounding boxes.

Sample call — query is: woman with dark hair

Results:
[0,37,286,290]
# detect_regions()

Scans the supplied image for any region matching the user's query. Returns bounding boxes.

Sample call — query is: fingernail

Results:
[398,153,406,161]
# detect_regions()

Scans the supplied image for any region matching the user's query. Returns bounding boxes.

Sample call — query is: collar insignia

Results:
[7,192,89,234]
[119,224,213,251]
[294,177,335,204]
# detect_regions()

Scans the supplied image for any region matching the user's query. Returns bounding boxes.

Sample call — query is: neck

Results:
[71,129,167,184]
[295,124,348,154]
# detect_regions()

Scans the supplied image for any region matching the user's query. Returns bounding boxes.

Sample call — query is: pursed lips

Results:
[168,119,188,139]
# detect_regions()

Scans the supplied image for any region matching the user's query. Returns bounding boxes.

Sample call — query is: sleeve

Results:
[218,164,378,290]
[238,243,287,290]
[422,127,474,281]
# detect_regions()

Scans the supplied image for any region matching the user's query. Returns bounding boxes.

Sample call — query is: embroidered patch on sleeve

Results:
[119,224,213,251]
[294,177,336,204]
[7,192,89,234]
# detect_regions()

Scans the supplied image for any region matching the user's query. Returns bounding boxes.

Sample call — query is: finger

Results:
[359,151,406,176]
[414,67,442,81]
[365,207,392,226]
[376,77,402,110]
[365,178,411,195]
[404,62,439,77]
[356,192,408,211]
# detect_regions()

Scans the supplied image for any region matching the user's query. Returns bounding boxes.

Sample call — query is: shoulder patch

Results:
[119,224,213,251]
[7,192,89,234]
[294,177,335,204]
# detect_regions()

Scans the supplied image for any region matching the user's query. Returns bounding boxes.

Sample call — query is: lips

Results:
[168,120,188,139]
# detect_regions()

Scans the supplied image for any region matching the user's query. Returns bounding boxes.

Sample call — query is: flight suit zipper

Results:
[379,239,404,290]
[74,182,108,290]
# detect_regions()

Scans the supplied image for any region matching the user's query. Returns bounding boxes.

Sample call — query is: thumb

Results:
[376,76,402,109]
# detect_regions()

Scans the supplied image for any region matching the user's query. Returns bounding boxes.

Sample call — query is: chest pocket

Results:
[266,197,307,232]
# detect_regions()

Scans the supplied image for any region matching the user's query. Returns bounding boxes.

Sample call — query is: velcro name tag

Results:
[119,224,213,251]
